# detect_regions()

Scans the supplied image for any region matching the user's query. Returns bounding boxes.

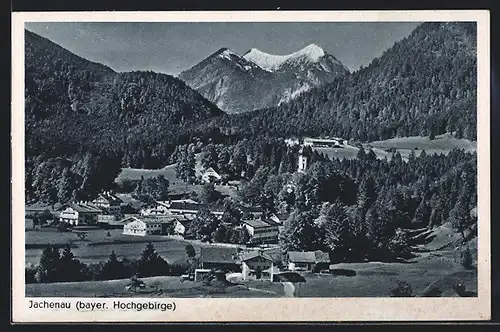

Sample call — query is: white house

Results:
[59,203,102,226]
[122,216,164,236]
[303,137,344,147]
[201,167,222,183]
[242,219,280,244]
[287,250,330,272]
[284,138,300,147]
[240,251,275,281]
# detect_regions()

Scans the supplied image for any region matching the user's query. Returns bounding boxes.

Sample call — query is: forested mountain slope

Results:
[25,30,223,201]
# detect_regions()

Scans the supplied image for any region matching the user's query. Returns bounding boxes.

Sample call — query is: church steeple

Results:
[298,147,308,173]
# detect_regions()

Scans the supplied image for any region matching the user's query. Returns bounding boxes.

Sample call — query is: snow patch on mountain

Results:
[218,48,239,61]
[243,44,327,71]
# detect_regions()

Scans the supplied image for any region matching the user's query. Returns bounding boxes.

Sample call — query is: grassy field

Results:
[26,247,476,298]
[316,134,476,162]
[114,154,238,198]
[25,228,204,265]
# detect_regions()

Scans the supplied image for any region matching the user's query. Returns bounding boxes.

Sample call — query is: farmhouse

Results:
[58,203,102,226]
[199,247,241,272]
[303,137,344,148]
[140,199,201,216]
[140,201,171,216]
[240,206,265,219]
[168,202,225,218]
[242,219,279,244]
[91,191,123,214]
[171,216,192,236]
[201,167,222,183]
[240,250,276,281]
[122,216,167,236]
[287,250,330,272]
[98,214,134,229]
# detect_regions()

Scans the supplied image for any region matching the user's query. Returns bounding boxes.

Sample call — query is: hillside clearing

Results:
[315,134,476,162]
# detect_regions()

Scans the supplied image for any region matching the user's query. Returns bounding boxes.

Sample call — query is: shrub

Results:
[460,247,473,269]
[25,264,38,284]
[390,280,413,297]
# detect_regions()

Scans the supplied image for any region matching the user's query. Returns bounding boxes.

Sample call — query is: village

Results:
[24,134,478,297]
[25,137,348,290]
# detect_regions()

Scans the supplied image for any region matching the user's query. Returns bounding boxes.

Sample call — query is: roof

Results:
[200,247,240,264]
[66,203,102,214]
[261,218,280,226]
[141,216,177,224]
[204,167,220,175]
[274,213,290,221]
[304,137,343,143]
[94,192,123,205]
[288,251,330,263]
[240,251,274,262]
[241,206,264,213]
[242,219,274,228]
[169,202,225,213]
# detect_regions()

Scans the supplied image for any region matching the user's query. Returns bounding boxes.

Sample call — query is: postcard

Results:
[11,10,490,322]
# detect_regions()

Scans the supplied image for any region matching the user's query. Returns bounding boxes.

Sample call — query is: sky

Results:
[25,22,420,75]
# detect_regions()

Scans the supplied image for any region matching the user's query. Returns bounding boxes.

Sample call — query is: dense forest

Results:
[217,22,477,142]
[25,30,223,201]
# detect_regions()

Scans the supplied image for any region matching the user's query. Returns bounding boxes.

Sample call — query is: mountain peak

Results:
[243,43,328,71]
[297,43,325,59]
[211,47,239,59]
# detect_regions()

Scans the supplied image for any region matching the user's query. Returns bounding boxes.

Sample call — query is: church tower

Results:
[298,148,308,173]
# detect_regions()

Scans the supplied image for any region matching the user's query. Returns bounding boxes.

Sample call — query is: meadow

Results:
[315,134,476,162]
[25,228,203,265]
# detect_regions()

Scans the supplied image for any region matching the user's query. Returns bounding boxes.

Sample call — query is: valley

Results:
[22,21,479,299]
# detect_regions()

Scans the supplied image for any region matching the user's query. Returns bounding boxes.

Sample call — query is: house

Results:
[242,219,280,244]
[140,201,171,216]
[240,206,265,219]
[97,214,117,226]
[240,250,276,281]
[97,214,135,229]
[58,203,102,226]
[287,250,330,272]
[199,247,241,272]
[303,137,344,148]
[91,191,123,214]
[284,138,300,147]
[122,216,167,236]
[171,216,192,236]
[140,199,201,216]
[201,167,222,183]
[168,202,225,218]
[268,212,290,225]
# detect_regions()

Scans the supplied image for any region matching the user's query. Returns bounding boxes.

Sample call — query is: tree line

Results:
[26,242,198,284]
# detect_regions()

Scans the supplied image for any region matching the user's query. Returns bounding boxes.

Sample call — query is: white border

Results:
[12,10,490,323]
